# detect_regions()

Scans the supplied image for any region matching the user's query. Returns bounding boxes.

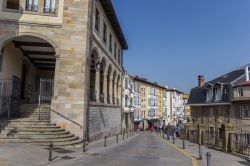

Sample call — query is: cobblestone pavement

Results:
[0,132,192,166]
[159,133,250,166]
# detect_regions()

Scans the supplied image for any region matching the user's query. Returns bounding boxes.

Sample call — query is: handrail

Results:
[50,108,83,129]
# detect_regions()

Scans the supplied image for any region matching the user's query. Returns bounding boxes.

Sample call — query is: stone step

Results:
[0,119,50,123]
[7,122,55,126]
[0,136,79,143]
[4,127,65,132]
[0,133,75,139]
[4,131,71,135]
[7,125,58,129]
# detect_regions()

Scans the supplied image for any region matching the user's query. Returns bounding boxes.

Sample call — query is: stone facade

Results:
[188,66,250,147]
[88,104,121,141]
[0,0,127,141]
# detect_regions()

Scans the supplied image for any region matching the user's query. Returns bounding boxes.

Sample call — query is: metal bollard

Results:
[173,133,175,144]
[83,139,88,152]
[116,134,119,144]
[198,143,203,160]
[182,137,185,149]
[127,131,128,138]
[206,152,211,166]
[123,132,125,140]
[48,142,53,162]
[162,130,164,139]
[160,131,162,137]
[104,136,107,147]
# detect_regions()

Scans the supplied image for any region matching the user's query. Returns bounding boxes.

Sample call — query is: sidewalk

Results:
[0,132,140,166]
[158,133,250,166]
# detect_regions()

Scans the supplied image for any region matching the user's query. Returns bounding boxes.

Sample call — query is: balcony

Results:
[44,7,55,13]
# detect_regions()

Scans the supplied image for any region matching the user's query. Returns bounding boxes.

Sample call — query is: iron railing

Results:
[230,133,250,156]
[187,130,198,142]
[38,78,54,120]
[89,90,96,102]
[100,93,104,103]
[203,131,223,149]
[0,77,21,120]
[26,4,38,11]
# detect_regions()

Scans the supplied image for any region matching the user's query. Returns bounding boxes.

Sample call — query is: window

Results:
[44,0,56,13]
[206,89,213,102]
[114,42,117,59]
[118,49,121,65]
[103,23,107,43]
[6,0,19,10]
[26,0,38,11]
[109,34,113,53]
[240,106,249,118]
[214,88,222,101]
[95,8,100,32]
[238,87,244,97]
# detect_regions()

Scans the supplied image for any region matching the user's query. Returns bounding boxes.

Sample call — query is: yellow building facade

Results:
[132,76,166,128]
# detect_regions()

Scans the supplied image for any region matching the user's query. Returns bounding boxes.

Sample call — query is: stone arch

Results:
[0,33,57,104]
[99,57,107,103]
[89,48,101,102]
[112,70,117,104]
[0,32,59,56]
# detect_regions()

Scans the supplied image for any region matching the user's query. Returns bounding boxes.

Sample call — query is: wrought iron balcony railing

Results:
[26,4,38,11]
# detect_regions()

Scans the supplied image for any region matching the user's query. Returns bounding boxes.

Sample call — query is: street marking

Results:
[157,135,198,166]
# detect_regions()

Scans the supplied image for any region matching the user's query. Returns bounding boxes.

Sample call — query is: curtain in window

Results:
[44,0,56,12]
[26,0,38,10]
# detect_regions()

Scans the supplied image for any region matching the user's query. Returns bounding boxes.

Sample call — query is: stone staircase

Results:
[0,104,82,147]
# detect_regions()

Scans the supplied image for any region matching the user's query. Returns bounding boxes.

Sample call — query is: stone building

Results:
[0,0,127,143]
[188,65,250,148]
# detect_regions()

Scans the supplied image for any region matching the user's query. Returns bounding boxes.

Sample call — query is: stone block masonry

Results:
[89,105,121,142]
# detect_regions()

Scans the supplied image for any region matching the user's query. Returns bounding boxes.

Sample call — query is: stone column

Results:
[109,77,113,104]
[118,81,122,106]
[114,80,117,105]
[95,68,100,102]
[103,74,108,104]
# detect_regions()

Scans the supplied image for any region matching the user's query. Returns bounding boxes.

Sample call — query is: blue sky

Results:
[112,0,250,93]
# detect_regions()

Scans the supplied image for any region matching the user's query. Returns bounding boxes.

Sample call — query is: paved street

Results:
[0,132,192,166]
[47,132,192,166]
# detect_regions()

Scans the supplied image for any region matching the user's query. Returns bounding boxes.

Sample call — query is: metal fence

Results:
[38,78,54,120]
[187,130,198,142]
[230,133,250,156]
[203,130,223,150]
[0,77,21,120]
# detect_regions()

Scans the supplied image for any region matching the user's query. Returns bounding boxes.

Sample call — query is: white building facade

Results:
[122,74,134,131]
[148,86,159,120]
[165,89,185,126]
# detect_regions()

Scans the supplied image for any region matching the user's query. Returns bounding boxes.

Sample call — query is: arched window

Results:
[99,59,106,103]
[112,71,117,104]
[89,50,98,101]
[107,65,112,104]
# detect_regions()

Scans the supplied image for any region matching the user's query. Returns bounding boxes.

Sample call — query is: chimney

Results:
[245,66,249,81]
[198,75,205,87]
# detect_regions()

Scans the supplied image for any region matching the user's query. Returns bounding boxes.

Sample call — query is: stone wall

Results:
[89,104,121,141]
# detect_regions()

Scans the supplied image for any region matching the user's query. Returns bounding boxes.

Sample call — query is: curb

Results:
[157,134,198,166]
